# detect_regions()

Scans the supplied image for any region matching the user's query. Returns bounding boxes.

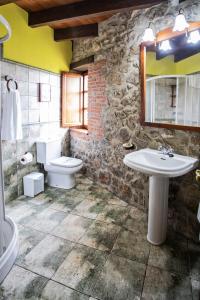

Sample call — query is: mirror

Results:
[140,22,200,132]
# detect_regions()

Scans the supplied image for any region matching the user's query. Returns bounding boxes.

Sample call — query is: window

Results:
[61,72,88,129]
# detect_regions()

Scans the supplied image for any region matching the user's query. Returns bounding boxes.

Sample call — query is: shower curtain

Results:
[0,60,5,256]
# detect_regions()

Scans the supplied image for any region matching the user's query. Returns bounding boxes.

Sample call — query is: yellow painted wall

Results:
[146,52,176,75]
[147,51,200,75]
[176,53,200,74]
[0,4,72,73]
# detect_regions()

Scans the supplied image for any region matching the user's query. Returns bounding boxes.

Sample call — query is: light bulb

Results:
[142,27,155,42]
[173,11,189,32]
[187,30,200,44]
[159,40,172,51]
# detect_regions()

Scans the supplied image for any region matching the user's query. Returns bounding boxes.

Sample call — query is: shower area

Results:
[146,74,200,126]
[0,16,18,283]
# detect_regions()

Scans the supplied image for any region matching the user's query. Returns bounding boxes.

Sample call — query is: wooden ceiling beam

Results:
[0,0,18,5]
[70,55,94,70]
[29,0,164,28]
[54,23,98,41]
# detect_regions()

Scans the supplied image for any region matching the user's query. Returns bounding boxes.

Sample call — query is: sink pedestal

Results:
[147,176,169,245]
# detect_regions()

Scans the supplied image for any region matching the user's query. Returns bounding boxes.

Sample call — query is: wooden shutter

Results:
[61,72,82,128]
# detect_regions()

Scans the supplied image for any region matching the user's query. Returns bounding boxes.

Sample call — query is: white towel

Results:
[1,90,23,140]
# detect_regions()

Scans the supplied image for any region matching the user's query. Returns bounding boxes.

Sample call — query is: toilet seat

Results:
[50,156,82,168]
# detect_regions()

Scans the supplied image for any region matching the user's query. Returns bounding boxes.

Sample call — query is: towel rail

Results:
[5,75,18,92]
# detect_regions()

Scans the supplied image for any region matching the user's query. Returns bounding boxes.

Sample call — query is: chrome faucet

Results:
[158,145,174,157]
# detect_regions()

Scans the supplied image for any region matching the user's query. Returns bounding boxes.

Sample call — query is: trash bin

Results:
[23,172,44,197]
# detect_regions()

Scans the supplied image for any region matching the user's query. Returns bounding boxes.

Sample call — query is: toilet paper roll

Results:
[20,152,33,165]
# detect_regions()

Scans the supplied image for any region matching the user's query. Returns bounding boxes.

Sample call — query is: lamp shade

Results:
[159,40,172,51]
[142,27,155,42]
[187,30,200,44]
[173,12,189,32]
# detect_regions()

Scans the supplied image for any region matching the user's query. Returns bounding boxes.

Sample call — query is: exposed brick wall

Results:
[70,60,107,142]
[88,60,107,140]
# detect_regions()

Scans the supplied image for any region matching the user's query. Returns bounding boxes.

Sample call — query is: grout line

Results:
[140,244,151,298]
[14,263,101,300]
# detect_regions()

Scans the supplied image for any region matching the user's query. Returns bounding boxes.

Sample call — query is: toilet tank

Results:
[36,137,62,164]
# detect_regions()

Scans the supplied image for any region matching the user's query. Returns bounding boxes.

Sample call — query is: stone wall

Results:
[70,0,200,241]
[1,60,67,202]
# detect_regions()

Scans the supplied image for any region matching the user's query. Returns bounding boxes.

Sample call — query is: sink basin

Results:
[123,148,198,245]
[123,148,198,177]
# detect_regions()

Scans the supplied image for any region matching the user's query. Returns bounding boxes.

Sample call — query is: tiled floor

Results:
[0,175,200,300]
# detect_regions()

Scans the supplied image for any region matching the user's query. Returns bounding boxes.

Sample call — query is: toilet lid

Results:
[50,156,83,168]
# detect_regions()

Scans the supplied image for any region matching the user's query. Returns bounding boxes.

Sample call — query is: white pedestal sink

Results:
[123,148,198,245]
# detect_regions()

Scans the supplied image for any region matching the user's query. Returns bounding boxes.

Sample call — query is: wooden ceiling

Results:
[1,0,165,40]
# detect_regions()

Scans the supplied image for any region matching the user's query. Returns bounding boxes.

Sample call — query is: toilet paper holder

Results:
[20,152,33,165]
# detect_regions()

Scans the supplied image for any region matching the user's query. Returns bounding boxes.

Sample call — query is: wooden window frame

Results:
[61,71,88,129]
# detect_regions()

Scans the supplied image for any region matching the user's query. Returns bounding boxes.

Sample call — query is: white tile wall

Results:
[1,60,67,202]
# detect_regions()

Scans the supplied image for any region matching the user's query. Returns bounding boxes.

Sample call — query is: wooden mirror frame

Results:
[140,22,200,132]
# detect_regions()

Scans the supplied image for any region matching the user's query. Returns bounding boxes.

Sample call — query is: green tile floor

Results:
[0,175,199,300]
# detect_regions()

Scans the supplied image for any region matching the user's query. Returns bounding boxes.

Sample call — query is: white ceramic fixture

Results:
[36,138,83,189]
[123,148,198,245]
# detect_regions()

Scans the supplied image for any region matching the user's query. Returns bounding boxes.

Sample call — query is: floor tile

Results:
[123,207,147,233]
[91,254,146,300]
[75,177,94,194]
[0,265,48,300]
[72,198,106,220]
[80,220,121,252]
[96,204,130,226]
[16,225,46,264]
[188,240,200,280]
[142,266,192,300]
[50,198,82,212]
[89,185,114,201]
[49,191,84,212]
[40,280,90,300]
[53,243,107,294]
[108,195,128,207]
[112,228,150,264]
[27,192,54,206]
[6,201,39,225]
[41,186,68,203]
[148,233,189,275]
[25,208,67,233]
[19,235,74,278]
[53,214,93,242]
[191,278,200,300]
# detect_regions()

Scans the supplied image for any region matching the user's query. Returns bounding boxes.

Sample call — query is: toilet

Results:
[36,138,83,189]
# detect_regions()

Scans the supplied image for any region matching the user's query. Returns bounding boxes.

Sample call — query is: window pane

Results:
[65,75,81,125]
[80,76,84,93]
[84,74,88,91]
[84,92,88,108]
